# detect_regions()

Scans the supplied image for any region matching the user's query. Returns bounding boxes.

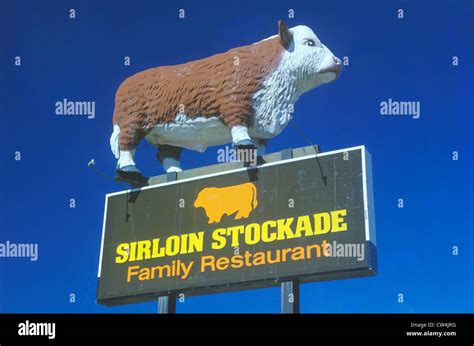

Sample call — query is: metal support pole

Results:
[158,293,177,314]
[280,148,301,313]
[281,279,300,314]
[157,171,179,314]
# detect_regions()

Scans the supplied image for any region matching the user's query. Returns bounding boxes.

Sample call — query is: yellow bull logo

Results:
[194,182,258,224]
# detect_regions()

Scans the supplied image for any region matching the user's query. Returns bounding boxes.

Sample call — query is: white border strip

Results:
[361,147,370,242]
[361,147,377,245]
[97,195,108,278]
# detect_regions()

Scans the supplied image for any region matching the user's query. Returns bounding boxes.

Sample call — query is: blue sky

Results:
[0,0,472,313]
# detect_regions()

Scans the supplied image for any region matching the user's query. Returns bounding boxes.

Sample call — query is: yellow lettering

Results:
[295,215,313,237]
[188,231,204,253]
[290,246,305,260]
[138,267,150,281]
[152,238,165,258]
[212,228,227,250]
[128,242,137,261]
[216,256,230,270]
[165,236,180,256]
[151,265,170,279]
[228,226,244,247]
[179,234,188,254]
[277,218,295,240]
[115,243,129,264]
[135,240,151,261]
[245,223,260,245]
[261,220,277,242]
[313,212,331,234]
[126,265,139,282]
[331,209,348,232]
[230,255,244,268]
[252,252,265,265]
[201,255,216,272]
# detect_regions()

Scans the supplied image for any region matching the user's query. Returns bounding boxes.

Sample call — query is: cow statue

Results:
[110,20,341,180]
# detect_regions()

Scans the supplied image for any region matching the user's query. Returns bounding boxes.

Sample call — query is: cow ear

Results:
[278,20,292,48]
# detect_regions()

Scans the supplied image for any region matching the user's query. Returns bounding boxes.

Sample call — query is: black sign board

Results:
[97,146,377,306]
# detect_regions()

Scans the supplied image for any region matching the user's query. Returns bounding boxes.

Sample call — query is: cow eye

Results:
[305,39,316,46]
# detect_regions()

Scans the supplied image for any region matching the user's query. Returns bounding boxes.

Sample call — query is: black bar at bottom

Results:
[0,314,471,345]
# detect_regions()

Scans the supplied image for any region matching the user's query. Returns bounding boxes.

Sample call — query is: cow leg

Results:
[231,125,256,149]
[231,125,258,166]
[117,150,137,171]
[117,126,149,173]
[157,144,183,173]
[219,97,256,149]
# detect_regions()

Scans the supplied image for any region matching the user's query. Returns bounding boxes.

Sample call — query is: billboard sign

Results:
[97,146,377,306]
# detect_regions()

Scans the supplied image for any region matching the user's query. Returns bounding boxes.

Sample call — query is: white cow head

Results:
[278,20,342,94]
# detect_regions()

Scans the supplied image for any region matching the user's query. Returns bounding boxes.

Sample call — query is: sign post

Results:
[157,171,179,314]
[281,279,300,314]
[158,293,176,314]
[280,148,300,314]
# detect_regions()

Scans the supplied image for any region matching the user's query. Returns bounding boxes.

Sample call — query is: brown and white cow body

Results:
[110,21,341,173]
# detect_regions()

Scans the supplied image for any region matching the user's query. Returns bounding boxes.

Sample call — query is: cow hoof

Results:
[114,168,149,188]
[166,167,183,173]
[118,165,141,173]
[233,139,257,150]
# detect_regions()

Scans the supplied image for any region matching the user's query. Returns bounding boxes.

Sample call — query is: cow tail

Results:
[251,183,258,209]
